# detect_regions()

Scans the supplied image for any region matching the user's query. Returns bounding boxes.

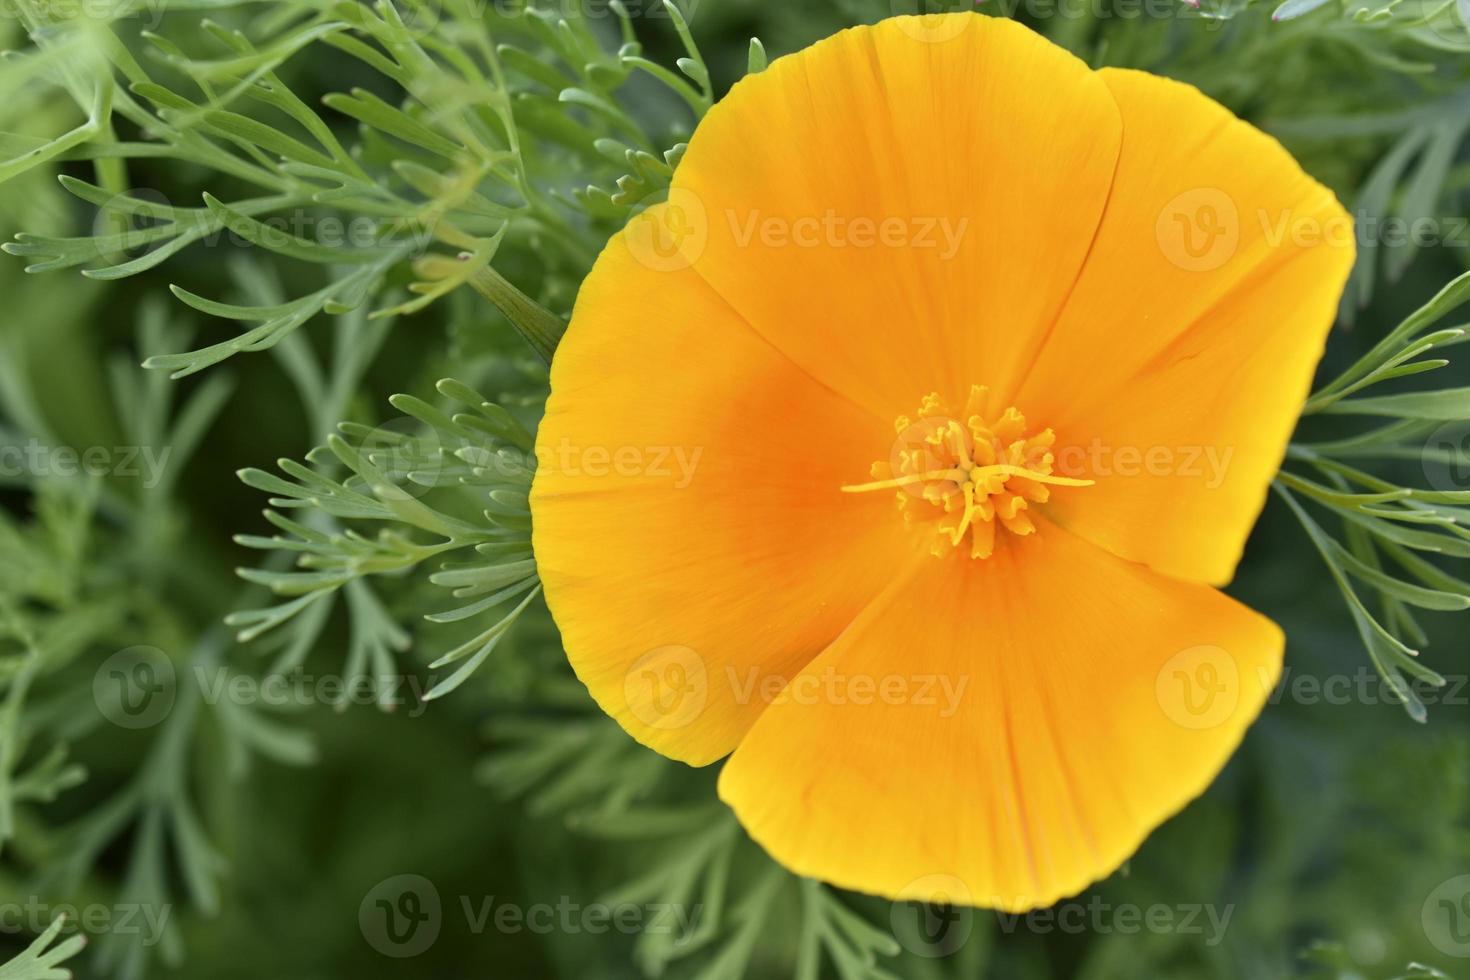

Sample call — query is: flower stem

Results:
[467,265,566,364]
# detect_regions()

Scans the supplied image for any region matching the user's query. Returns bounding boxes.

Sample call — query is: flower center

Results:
[842,386,1093,559]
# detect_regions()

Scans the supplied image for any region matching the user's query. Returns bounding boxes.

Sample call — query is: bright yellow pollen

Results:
[842,385,1093,559]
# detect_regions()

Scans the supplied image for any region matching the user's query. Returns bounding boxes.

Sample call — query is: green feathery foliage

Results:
[0,0,1467,978]
[0,917,85,980]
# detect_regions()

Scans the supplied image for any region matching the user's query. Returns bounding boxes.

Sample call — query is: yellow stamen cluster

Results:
[843,386,1092,559]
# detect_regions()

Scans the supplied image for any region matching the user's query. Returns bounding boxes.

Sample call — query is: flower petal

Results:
[1013,68,1356,586]
[718,521,1282,910]
[532,219,917,766]
[672,14,1123,421]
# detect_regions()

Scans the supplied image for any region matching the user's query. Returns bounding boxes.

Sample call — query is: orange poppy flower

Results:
[531,13,1354,910]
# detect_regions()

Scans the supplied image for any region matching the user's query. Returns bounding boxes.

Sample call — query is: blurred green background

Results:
[0,1,1467,978]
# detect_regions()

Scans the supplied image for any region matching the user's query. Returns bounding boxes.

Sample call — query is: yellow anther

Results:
[841,392,1093,559]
